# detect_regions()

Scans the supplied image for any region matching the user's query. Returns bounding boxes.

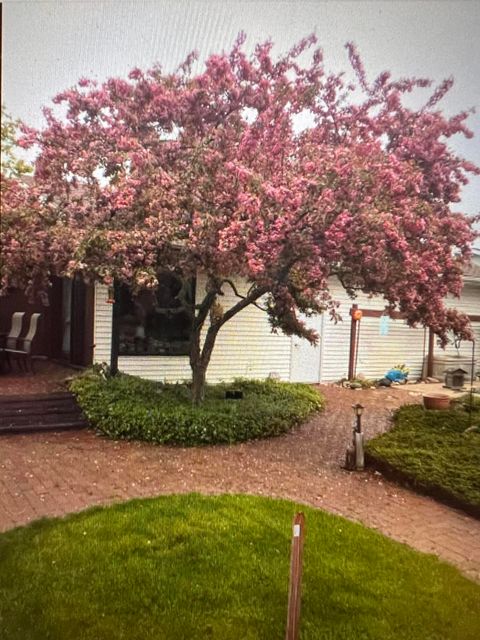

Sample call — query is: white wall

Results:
[319,279,426,381]
[93,276,479,384]
[441,283,480,360]
[319,278,480,382]
[93,276,291,383]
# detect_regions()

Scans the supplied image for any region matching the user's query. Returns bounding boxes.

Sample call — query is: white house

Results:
[92,265,480,384]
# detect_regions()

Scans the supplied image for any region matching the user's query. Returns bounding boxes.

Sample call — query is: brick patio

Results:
[1,384,479,583]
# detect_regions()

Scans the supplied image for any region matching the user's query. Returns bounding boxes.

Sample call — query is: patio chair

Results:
[4,312,26,349]
[0,312,25,372]
[4,313,42,373]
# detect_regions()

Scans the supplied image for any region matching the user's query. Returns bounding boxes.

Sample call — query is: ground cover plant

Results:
[1,494,480,640]
[70,371,323,445]
[366,404,480,515]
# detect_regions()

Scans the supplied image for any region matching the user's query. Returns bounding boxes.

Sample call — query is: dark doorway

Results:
[52,276,94,367]
[0,278,94,367]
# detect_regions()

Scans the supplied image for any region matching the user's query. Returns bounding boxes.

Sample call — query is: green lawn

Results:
[1,494,479,639]
[366,405,480,514]
[70,372,323,445]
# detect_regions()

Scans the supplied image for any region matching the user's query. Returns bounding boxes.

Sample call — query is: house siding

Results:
[320,279,480,382]
[93,276,479,384]
[93,276,291,383]
[321,279,424,382]
[442,284,480,360]
[354,318,426,380]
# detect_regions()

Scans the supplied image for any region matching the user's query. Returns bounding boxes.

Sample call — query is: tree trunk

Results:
[190,324,219,406]
[188,280,270,405]
[191,362,207,406]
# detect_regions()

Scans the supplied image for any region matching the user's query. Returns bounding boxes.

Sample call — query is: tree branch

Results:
[220,278,269,312]
[214,284,270,331]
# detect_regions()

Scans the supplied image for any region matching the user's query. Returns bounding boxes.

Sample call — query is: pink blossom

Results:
[3,34,477,347]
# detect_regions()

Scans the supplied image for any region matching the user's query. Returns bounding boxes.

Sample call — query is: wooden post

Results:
[348,304,358,381]
[285,512,305,640]
[110,281,120,376]
[426,328,435,379]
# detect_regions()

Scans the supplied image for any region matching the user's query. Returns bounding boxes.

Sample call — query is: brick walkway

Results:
[1,384,480,582]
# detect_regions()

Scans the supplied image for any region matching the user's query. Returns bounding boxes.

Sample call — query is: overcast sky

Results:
[3,0,480,232]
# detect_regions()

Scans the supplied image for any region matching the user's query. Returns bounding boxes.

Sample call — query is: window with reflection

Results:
[118,273,195,356]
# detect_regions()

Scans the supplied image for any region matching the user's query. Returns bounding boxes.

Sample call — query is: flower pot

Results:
[423,394,451,410]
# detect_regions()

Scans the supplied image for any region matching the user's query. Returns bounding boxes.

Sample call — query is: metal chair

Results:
[4,313,41,373]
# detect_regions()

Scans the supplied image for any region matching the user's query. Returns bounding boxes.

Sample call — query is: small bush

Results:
[70,372,324,446]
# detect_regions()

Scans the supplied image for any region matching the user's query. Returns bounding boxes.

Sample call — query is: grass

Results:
[366,405,480,514]
[70,372,323,445]
[1,494,480,639]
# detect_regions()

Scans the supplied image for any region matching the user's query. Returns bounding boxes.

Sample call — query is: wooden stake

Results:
[285,512,305,640]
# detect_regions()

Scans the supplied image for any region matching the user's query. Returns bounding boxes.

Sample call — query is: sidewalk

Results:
[395,380,480,399]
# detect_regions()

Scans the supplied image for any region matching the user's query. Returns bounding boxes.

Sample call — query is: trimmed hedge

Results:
[70,372,324,446]
[366,404,480,516]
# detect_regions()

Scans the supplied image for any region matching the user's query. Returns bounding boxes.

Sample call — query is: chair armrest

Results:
[4,348,28,356]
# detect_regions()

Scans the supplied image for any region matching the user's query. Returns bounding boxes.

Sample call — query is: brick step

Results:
[0,411,86,427]
[0,401,82,419]
[0,392,74,405]
[0,392,88,434]
[0,420,88,435]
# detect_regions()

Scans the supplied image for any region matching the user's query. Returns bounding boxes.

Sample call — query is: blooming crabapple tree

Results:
[0,108,51,303]
[6,34,479,403]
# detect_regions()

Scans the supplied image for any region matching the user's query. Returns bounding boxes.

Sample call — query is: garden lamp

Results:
[344,404,365,471]
[352,403,364,434]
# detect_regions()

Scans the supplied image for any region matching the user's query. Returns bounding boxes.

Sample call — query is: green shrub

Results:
[70,372,324,446]
[366,404,480,512]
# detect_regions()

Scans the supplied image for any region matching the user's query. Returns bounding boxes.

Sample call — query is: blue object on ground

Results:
[385,369,407,382]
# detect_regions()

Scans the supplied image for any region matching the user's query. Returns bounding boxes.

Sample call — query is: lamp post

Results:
[352,403,364,433]
[345,404,365,471]
[352,403,365,470]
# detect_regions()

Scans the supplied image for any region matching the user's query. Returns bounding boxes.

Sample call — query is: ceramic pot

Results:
[423,394,451,410]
